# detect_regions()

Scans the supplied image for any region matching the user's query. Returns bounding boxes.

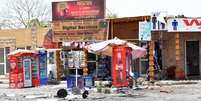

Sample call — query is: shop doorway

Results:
[186,41,200,77]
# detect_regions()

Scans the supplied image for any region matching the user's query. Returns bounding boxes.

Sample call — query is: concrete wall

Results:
[0,28,49,48]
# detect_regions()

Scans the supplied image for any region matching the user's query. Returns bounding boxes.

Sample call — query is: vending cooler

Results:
[8,50,40,88]
[112,45,132,88]
[38,49,48,85]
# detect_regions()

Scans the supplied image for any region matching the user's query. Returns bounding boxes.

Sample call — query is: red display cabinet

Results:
[8,50,40,88]
[112,45,132,88]
[9,55,24,88]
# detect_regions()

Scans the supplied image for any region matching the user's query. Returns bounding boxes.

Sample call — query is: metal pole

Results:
[75,65,78,87]
[75,51,79,87]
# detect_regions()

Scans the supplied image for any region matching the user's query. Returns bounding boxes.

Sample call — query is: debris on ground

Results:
[24,93,51,99]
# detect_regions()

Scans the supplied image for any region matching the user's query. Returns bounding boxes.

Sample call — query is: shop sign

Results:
[139,21,151,41]
[53,30,107,42]
[52,0,105,20]
[53,19,108,42]
[53,19,106,32]
[167,18,201,32]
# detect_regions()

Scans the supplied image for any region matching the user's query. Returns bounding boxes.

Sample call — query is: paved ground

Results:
[1,81,201,101]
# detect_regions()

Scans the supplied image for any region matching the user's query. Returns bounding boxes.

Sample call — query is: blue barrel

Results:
[84,76,93,87]
[67,75,74,88]
[67,75,84,88]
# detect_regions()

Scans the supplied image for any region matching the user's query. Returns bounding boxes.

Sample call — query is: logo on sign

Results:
[183,19,201,26]
[171,19,178,31]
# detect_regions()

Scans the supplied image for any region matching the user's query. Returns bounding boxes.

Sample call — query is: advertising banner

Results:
[53,30,107,42]
[139,21,151,41]
[52,0,105,20]
[53,19,108,42]
[167,18,201,32]
[53,19,105,32]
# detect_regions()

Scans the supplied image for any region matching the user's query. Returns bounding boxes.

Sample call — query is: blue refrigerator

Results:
[38,50,48,85]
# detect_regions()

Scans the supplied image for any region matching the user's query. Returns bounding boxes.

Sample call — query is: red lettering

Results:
[183,19,201,26]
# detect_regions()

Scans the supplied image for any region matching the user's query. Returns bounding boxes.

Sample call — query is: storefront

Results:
[151,17,201,79]
[61,41,112,87]
[0,28,49,76]
[109,16,151,76]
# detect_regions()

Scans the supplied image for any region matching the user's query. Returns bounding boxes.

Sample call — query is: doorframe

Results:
[185,40,201,77]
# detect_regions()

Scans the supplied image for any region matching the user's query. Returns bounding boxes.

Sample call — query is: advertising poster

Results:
[167,18,201,32]
[52,0,105,20]
[139,21,151,41]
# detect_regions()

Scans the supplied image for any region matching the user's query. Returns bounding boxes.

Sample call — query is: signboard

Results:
[53,19,105,32]
[52,0,105,20]
[53,31,107,42]
[167,18,201,32]
[53,19,108,42]
[139,21,151,41]
[151,12,167,31]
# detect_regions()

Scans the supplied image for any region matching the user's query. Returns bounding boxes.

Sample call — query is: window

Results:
[48,52,55,64]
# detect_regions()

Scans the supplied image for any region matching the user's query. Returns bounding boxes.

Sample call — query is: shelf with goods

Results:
[96,55,111,81]
[31,57,38,78]
[23,56,31,80]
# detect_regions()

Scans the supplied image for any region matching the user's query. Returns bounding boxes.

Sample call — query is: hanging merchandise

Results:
[74,51,80,68]
[68,51,74,68]
[79,51,86,67]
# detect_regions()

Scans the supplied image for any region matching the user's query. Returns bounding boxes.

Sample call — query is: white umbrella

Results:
[85,37,147,59]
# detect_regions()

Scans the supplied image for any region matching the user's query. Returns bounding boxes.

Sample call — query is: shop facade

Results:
[0,28,49,76]
[151,17,201,79]
[51,0,111,86]
[109,16,151,76]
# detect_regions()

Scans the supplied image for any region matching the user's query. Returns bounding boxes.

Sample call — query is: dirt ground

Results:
[0,81,201,101]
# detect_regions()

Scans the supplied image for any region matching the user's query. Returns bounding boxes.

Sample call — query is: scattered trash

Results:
[57,88,68,98]
[48,80,60,85]
[24,94,51,99]
[91,96,107,100]
[115,93,146,98]
[160,90,170,93]
[36,98,58,101]
[159,88,173,93]
[5,93,16,97]
[65,94,79,101]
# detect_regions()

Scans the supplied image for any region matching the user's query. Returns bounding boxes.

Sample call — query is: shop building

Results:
[108,16,151,76]
[0,28,49,76]
[51,0,111,85]
[151,17,201,79]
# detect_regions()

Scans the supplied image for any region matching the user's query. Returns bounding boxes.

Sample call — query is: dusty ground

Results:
[0,81,201,101]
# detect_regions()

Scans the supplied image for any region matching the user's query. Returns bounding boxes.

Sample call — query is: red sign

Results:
[52,0,105,20]
[183,19,201,26]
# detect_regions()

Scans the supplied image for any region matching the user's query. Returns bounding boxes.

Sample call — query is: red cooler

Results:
[112,45,132,87]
